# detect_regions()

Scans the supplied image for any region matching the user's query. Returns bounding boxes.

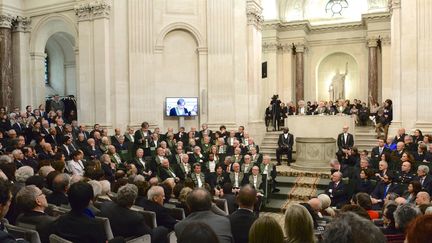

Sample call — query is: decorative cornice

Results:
[0,14,14,28]
[74,0,111,21]
[12,16,31,32]
[362,12,391,24]
[246,0,264,30]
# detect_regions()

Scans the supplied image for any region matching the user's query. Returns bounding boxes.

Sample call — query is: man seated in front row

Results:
[325,171,348,209]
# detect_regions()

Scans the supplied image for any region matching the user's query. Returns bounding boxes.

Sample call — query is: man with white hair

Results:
[260,155,279,193]
[325,171,348,208]
[15,166,34,184]
[157,159,179,183]
[415,191,431,206]
[414,165,432,193]
[137,185,177,231]
[12,149,25,168]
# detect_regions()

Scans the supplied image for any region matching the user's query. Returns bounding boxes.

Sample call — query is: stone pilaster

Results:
[0,14,14,110]
[295,43,305,102]
[367,37,379,104]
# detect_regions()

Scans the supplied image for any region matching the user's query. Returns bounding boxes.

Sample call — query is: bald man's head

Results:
[308,198,322,212]
[187,188,212,212]
[237,185,257,209]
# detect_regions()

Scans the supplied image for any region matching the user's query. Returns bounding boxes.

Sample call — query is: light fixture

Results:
[325,0,349,16]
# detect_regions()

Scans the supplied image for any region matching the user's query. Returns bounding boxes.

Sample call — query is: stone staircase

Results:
[354,126,377,152]
[263,167,330,213]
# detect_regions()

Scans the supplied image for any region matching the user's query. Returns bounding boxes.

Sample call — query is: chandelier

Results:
[325,0,349,16]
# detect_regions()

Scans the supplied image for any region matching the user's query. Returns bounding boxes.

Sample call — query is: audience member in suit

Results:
[414,143,428,162]
[191,163,206,188]
[174,188,233,243]
[15,185,57,243]
[404,135,417,154]
[22,147,39,172]
[229,163,245,188]
[260,155,279,193]
[300,198,322,229]
[414,165,432,194]
[132,148,152,179]
[12,120,25,136]
[174,127,187,144]
[84,138,103,160]
[221,183,238,214]
[371,172,401,209]
[134,122,152,155]
[136,186,177,231]
[47,173,70,207]
[157,159,179,183]
[276,128,294,165]
[47,182,107,243]
[175,154,192,181]
[110,128,122,147]
[370,137,391,169]
[249,147,262,165]
[229,185,258,243]
[329,159,351,179]
[325,171,348,208]
[390,142,406,171]
[336,126,354,163]
[99,184,168,243]
[393,128,406,144]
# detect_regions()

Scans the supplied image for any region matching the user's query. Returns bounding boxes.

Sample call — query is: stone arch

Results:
[155,22,204,51]
[315,52,360,101]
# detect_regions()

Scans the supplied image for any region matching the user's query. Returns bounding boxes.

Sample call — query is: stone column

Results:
[12,16,32,109]
[0,14,14,110]
[295,43,305,102]
[367,37,379,104]
[281,43,294,102]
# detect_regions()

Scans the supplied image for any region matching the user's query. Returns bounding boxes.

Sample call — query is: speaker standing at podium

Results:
[276,128,294,166]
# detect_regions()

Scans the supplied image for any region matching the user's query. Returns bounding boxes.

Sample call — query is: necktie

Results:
[383,185,390,199]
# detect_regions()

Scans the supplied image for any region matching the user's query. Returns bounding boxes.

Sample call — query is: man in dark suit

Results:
[325,171,348,208]
[229,185,258,243]
[371,172,401,209]
[229,163,245,188]
[110,128,122,147]
[134,122,152,155]
[132,148,152,179]
[174,188,233,243]
[157,159,179,183]
[47,182,107,243]
[221,183,237,214]
[276,128,294,165]
[370,136,391,169]
[336,125,354,162]
[15,185,57,243]
[47,173,70,207]
[415,165,432,194]
[12,120,25,136]
[136,185,177,231]
[174,127,187,144]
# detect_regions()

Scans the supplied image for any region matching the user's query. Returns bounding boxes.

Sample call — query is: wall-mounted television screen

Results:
[166,97,199,117]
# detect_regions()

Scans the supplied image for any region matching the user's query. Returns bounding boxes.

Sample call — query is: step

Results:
[277,176,330,189]
[263,199,286,213]
[271,187,292,200]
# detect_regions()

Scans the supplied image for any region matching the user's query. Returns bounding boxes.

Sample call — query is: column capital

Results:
[0,14,14,28]
[367,37,379,47]
[75,0,111,21]
[294,42,307,53]
[262,42,279,52]
[13,16,32,32]
[389,0,401,14]
[246,0,264,31]
[280,43,293,53]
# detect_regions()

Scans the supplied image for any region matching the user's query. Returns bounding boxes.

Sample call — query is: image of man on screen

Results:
[170,98,190,116]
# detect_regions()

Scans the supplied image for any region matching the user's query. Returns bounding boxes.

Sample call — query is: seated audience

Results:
[99,184,167,243]
[322,212,385,243]
[46,173,70,206]
[174,188,233,243]
[325,171,348,208]
[47,181,107,243]
[136,185,177,231]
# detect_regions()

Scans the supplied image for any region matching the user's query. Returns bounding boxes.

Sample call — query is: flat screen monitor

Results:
[166,97,198,117]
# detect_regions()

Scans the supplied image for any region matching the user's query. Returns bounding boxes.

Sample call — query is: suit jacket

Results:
[12,123,25,135]
[414,175,432,194]
[250,153,263,165]
[371,146,391,166]
[191,173,206,187]
[47,192,69,206]
[241,163,253,175]
[221,194,237,214]
[16,211,57,243]
[229,172,245,188]
[132,157,151,176]
[157,166,177,181]
[98,201,152,238]
[248,174,264,193]
[47,211,106,243]
[277,133,294,149]
[259,163,276,180]
[134,130,152,149]
[176,162,191,181]
[228,209,257,243]
[337,133,354,151]
[174,210,233,243]
[325,181,348,208]
[124,133,135,143]
[136,198,177,230]
[371,182,402,201]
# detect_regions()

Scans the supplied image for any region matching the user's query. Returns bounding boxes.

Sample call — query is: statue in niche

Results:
[329,62,348,101]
